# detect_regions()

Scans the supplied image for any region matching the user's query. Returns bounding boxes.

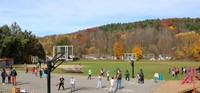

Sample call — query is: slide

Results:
[196,76,200,80]
[181,75,192,84]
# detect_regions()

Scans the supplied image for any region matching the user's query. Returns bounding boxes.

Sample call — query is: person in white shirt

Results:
[109,77,115,93]
[154,72,159,83]
[70,77,76,92]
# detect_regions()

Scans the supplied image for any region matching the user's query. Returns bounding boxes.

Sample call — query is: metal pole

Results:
[131,61,134,78]
[47,62,51,93]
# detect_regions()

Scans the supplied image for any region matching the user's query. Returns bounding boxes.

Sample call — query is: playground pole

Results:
[193,68,196,93]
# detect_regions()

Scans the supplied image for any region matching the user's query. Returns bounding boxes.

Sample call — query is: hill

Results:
[39,18,200,61]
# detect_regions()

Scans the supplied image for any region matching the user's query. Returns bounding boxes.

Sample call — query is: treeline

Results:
[0,22,45,64]
[39,18,200,61]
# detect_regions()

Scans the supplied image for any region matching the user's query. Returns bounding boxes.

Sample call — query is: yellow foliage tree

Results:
[113,41,124,59]
[175,31,200,60]
[132,44,143,60]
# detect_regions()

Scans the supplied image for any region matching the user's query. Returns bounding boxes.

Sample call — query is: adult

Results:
[115,70,122,92]
[11,68,17,86]
[87,68,92,80]
[58,75,65,90]
[1,68,7,85]
[70,77,76,92]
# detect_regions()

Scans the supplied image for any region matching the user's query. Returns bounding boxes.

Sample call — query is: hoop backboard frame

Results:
[124,53,136,61]
[53,45,73,61]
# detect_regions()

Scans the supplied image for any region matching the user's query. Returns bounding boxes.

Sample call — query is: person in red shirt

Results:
[32,66,35,75]
[25,66,28,73]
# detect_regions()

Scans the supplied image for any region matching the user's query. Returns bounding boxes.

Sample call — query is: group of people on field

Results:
[22,63,48,79]
[1,65,17,86]
[87,67,143,93]
[169,66,200,78]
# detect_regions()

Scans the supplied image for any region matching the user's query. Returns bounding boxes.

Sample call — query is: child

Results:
[25,66,28,73]
[96,74,102,89]
[70,77,76,92]
[58,75,65,90]
[32,67,35,75]
[109,77,115,93]
[137,73,140,83]
[154,72,159,83]
[125,70,130,82]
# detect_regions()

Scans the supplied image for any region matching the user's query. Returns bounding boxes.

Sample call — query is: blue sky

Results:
[0,0,199,37]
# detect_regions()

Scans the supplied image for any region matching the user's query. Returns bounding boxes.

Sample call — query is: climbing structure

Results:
[181,67,200,93]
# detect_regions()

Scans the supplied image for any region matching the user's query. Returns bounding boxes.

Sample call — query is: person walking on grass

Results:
[70,77,76,92]
[1,68,7,85]
[58,75,65,90]
[87,68,92,80]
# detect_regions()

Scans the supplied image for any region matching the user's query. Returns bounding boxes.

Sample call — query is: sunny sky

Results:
[0,0,199,37]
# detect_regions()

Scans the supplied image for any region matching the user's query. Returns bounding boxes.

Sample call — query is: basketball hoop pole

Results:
[47,52,65,93]
[131,61,134,78]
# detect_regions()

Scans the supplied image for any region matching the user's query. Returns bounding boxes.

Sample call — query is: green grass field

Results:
[52,60,200,80]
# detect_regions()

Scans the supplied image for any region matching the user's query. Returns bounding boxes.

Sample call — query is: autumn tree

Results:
[175,31,200,60]
[132,44,143,60]
[113,41,124,59]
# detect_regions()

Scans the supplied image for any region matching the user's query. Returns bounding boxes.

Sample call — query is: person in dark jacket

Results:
[11,68,17,86]
[1,68,7,85]
[58,75,65,90]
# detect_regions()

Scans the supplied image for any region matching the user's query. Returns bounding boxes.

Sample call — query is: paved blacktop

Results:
[0,71,164,93]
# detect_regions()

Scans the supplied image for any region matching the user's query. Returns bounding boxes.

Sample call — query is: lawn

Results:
[52,59,200,80]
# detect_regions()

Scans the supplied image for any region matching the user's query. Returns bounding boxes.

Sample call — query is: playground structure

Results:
[181,67,200,93]
[53,45,73,61]
[124,53,136,61]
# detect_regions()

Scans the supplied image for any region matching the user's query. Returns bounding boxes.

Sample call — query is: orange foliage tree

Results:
[132,44,143,60]
[113,41,124,59]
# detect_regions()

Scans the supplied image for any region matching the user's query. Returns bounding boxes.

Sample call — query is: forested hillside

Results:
[39,18,200,61]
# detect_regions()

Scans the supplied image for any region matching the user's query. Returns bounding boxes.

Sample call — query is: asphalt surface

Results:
[0,71,164,93]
